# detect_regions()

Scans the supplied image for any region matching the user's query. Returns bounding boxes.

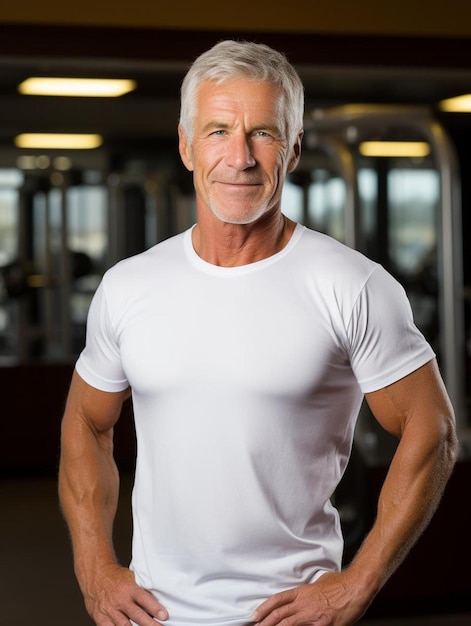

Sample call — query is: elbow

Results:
[447,428,460,467]
[441,412,460,473]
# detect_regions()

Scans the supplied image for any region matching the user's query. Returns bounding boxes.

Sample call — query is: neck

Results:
[192,211,296,267]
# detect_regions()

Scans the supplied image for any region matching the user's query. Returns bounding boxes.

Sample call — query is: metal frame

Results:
[305,104,466,437]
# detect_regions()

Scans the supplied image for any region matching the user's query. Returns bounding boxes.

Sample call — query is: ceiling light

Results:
[14,133,103,150]
[18,77,136,97]
[438,94,471,112]
[358,141,431,158]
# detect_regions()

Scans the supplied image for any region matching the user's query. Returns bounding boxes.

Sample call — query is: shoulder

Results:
[295,226,379,286]
[103,229,188,287]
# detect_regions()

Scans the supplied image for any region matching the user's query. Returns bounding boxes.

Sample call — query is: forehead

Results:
[194,78,284,125]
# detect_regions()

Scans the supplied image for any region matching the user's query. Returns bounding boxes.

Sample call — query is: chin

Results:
[211,205,271,225]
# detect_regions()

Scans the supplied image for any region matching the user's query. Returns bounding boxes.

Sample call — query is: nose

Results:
[226,134,256,170]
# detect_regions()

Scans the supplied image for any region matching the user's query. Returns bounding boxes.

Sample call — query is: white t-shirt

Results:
[76,223,435,626]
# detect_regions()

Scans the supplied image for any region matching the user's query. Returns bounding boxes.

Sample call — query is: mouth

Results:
[216,181,262,189]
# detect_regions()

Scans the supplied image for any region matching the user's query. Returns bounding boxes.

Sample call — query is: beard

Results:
[207,198,273,225]
[204,179,279,225]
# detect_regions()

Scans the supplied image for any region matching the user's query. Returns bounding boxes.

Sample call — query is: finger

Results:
[253,590,297,623]
[91,607,130,626]
[97,592,167,626]
[128,605,168,626]
[91,614,115,626]
[254,607,293,626]
[133,587,168,621]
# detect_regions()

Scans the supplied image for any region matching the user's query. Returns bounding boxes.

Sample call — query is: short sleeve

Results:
[75,280,129,392]
[347,265,435,393]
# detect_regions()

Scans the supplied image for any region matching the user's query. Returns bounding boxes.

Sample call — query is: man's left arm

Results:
[253,359,459,626]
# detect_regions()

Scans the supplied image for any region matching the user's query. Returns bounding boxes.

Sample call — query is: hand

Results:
[252,572,369,626]
[81,563,168,626]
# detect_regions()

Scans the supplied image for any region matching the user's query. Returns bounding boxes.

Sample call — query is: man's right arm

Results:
[58,370,168,626]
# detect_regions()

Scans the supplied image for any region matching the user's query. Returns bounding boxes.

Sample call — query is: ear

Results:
[178,125,194,172]
[287,131,304,174]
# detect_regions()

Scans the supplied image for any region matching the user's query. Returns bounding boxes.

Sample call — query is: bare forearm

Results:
[57,377,166,626]
[346,427,458,599]
[59,415,121,584]
[251,436,458,626]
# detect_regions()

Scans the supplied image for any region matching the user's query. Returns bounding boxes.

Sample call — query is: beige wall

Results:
[0,1,470,38]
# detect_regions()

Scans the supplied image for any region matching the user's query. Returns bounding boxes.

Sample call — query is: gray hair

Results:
[179,40,304,145]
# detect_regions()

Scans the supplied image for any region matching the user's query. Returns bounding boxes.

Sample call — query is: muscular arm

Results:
[347,358,458,594]
[324,357,460,625]
[58,371,168,625]
[59,370,128,580]
[254,359,459,625]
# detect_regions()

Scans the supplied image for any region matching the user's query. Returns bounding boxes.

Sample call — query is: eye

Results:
[253,130,277,143]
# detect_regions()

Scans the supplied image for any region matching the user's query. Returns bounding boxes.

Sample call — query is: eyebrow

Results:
[201,121,283,137]
[201,121,230,133]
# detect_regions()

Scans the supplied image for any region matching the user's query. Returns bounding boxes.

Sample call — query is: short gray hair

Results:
[179,40,304,145]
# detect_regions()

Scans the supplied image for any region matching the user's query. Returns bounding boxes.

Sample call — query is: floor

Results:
[1,474,470,626]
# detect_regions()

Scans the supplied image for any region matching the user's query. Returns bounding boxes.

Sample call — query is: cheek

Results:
[178,134,194,171]
[192,146,222,176]
[271,152,289,182]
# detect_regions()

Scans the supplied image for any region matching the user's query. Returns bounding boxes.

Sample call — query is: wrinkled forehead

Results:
[194,78,288,133]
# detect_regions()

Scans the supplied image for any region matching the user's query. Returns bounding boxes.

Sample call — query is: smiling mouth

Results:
[217,181,261,188]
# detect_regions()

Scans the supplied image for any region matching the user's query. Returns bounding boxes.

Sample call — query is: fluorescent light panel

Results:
[359,141,431,158]
[15,133,103,149]
[18,77,136,97]
[438,94,471,112]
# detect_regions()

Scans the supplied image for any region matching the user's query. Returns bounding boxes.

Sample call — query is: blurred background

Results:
[0,3,470,624]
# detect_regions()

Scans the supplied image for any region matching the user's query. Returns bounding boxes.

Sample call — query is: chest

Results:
[117,273,351,400]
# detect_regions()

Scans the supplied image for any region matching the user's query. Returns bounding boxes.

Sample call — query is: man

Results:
[59,40,459,626]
